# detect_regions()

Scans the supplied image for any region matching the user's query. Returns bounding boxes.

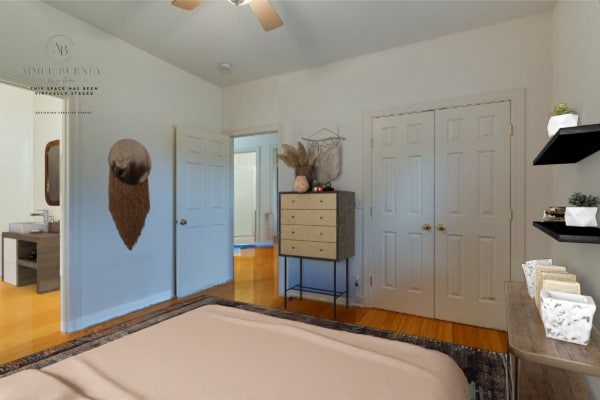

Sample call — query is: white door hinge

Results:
[508,209,513,221]
[369,206,373,217]
[508,124,514,136]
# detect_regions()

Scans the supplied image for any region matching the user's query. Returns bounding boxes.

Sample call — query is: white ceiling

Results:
[47,0,556,88]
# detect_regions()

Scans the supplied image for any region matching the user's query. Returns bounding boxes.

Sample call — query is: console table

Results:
[2,232,60,294]
[505,282,600,399]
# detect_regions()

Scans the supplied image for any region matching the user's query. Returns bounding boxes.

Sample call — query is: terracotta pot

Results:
[293,175,310,193]
[295,165,314,186]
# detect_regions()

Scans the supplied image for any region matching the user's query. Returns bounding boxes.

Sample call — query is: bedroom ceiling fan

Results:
[171,0,283,32]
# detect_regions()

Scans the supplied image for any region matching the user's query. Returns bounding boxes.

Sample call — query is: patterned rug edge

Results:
[0,296,507,400]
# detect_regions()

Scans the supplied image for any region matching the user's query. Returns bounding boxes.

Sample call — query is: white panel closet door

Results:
[371,111,435,317]
[434,102,510,330]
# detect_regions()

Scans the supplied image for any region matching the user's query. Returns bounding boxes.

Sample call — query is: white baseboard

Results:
[66,290,172,332]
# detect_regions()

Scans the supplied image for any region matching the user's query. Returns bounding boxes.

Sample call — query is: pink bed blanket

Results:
[0,304,470,399]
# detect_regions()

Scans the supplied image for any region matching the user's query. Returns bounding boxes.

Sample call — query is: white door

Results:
[369,101,511,329]
[371,111,435,317]
[175,126,232,297]
[434,102,511,330]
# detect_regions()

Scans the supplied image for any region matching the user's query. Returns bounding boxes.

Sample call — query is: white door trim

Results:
[362,89,525,308]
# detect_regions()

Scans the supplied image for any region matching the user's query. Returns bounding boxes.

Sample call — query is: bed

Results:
[0,304,470,399]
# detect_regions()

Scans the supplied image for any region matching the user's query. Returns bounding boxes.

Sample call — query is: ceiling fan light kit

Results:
[229,0,253,5]
[170,0,203,11]
[171,0,283,32]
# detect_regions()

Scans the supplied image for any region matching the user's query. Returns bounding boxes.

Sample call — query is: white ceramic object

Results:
[521,259,552,298]
[565,207,598,227]
[8,222,48,234]
[540,289,596,345]
[547,114,578,137]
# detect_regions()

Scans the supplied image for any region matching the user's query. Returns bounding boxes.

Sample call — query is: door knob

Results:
[437,224,446,231]
[422,223,432,231]
[179,219,188,226]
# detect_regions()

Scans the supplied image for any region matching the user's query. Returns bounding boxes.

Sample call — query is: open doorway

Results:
[230,132,279,305]
[233,133,279,250]
[0,80,66,362]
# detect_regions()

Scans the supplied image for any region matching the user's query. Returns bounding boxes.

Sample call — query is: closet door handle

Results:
[437,224,446,232]
[422,223,432,231]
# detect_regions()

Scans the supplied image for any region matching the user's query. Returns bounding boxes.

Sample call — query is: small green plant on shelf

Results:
[550,102,577,116]
[568,192,600,207]
[547,103,579,137]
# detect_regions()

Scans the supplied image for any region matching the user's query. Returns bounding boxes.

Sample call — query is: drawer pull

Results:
[292,215,295,218]
[319,216,323,219]
[292,231,295,234]
[320,248,323,252]
[319,232,322,235]
[320,200,323,203]
[292,246,295,249]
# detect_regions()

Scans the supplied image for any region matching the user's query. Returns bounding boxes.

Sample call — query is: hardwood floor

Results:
[0,246,507,365]
[202,246,508,353]
[0,282,185,365]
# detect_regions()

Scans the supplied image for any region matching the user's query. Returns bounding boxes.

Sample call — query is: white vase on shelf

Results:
[547,114,578,137]
[564,206,597,227]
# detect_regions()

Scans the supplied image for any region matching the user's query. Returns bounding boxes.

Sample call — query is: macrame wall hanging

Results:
[108,139,152,250]
[302,128,345,183]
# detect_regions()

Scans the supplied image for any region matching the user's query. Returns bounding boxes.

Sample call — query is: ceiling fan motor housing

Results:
[229,0,252,5]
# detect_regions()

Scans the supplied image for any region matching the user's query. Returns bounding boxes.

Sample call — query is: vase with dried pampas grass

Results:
[277,142,317,192]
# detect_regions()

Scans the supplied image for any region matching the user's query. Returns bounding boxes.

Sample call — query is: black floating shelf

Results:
[533,123,600,165]
[533,221,600,244]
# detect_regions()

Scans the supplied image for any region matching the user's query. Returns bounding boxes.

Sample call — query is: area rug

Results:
[0,296,507,400]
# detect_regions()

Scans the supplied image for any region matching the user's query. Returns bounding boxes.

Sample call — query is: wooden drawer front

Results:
[281,240,336,259]
[280,225,336,242]
[281,210,336,226]
[280,194,336,210]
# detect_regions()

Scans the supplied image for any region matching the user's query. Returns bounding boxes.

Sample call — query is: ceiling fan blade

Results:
[249,0,283,32]
[171,0,203,11]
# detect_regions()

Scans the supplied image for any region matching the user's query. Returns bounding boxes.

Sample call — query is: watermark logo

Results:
[46,34,74,64]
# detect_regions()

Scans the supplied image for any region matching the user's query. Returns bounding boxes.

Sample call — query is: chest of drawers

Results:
[279,191,354,261]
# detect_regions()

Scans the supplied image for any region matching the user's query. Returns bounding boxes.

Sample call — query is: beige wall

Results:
[0,83,34,276]
[551,0,600,325]
[0,1,222,331]
[223,11,554,302]
[33,95,63,222]
[551,1,600,396]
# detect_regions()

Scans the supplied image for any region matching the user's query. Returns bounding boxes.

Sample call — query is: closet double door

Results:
[370,102,510,330]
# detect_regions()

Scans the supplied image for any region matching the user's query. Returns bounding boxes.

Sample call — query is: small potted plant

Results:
[565,192,600,227]
[547,102,578,138]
